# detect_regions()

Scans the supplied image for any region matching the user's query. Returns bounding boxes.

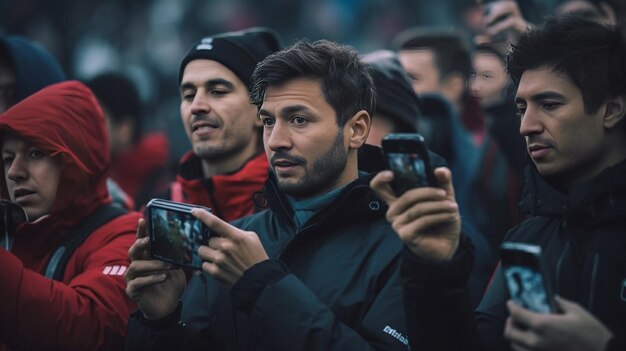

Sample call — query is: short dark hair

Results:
[250,39,375,125]
[87,72,142,143]
[393,29,472,80]
[507,16,626,115]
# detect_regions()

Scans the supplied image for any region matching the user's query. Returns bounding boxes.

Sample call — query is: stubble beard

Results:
[277,130,348,198]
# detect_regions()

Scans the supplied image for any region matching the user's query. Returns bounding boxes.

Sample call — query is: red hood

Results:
[0,80,111,231]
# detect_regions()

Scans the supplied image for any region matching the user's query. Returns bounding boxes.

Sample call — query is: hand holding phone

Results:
[382,133,437,196]
[146,199,212,270]
[500,242,558,313]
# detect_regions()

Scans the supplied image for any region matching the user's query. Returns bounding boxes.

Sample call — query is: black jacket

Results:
[126,145,427,350]
[402,158,626,351]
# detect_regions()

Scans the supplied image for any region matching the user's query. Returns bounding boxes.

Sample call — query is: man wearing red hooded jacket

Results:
[0,81,141,350]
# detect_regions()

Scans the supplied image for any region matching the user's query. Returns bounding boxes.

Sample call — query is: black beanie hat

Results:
[178,27,283,88]
[361,50,420,133]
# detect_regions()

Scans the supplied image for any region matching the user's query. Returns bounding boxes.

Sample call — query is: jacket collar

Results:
[519,158,626,225]
[262,145,389,228]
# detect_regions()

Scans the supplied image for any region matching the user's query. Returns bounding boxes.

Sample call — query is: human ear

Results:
[603,95,625,130]
[347,110,371,149]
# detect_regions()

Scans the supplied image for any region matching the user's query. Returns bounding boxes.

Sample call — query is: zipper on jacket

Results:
[587,253,599,310]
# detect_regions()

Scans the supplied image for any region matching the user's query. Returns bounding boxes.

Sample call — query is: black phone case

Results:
[146,199,212,270]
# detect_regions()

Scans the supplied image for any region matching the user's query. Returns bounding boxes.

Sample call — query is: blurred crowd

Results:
[1,0,625,350]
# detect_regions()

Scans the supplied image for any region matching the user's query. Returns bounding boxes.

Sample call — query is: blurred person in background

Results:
[161,27,282,222]
[391,29,480,225]
[468,42,525,252]
[0,35,64,114]
[477,0,617,46]
[87,72,171,208]
[0,81,141,350]
[361,50,421,147]
[470,43,510,109]
[0,34,135,210]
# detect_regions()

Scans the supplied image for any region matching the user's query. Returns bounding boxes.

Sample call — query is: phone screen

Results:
[501,243,556,313]
[149,206,209,269]
[387,152,431,194]
[502,264,553,313]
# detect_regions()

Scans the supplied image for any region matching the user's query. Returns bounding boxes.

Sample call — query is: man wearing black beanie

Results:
[161,27,282,222]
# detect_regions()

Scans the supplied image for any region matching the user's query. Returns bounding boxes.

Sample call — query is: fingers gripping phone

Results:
[382,133,437,196]
[500,242,559,313]
[146,199,212,270]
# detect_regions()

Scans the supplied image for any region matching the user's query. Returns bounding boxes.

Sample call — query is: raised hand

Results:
[370,167,461,261]
[192,209,269,288]
[125,218,186,320]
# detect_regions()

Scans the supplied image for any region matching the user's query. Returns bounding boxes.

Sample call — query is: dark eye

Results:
[260,116,275,128]
[210,89,228,96]
[542,102,560,110]
[182,91,195,101]
[516,105,526,117]
[28,150,45,159]
[2,156,14,166]
[292,116,308,125]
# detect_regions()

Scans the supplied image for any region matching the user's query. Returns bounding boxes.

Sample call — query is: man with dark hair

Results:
[163,27,281,221]
[124,39,457,350]
[372,16,626,351]
[393,29,471,117]
[391,29,480,227]
[361,50,420,147]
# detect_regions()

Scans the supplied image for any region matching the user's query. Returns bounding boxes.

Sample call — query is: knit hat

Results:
[361,50,420,133]
[178,27,283,88]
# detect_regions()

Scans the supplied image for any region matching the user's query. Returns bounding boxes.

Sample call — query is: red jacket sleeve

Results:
[0,212,140,351]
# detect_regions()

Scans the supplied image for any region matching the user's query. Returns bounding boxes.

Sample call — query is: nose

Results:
[6,156,27,182]
[265,120,292,152]
[190,90,211,116]
[519,105,543,137]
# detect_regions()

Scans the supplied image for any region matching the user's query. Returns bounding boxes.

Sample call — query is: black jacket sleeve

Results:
[124,303,185,351]
[401,235,488,351]
[230,259,410,350]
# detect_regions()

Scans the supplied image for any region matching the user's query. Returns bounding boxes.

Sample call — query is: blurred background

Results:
[0,0,623,164]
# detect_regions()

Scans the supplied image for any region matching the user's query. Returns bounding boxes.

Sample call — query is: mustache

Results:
[270,152,306,166]
[526,135,553,148]
[190,113,222,127]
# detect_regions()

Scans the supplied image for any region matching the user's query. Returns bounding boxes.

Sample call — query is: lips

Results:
[528,144,550,159]
[191,121,218,133]
[13,188,35,200]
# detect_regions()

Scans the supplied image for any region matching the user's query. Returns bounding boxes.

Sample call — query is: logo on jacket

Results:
[621,279,626,302]
[383,325,409,346]
[103,265,127,276]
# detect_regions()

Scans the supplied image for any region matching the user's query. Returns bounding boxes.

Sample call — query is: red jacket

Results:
[111,132,170,205]
[170,151,268,222]
[0,81,140,350]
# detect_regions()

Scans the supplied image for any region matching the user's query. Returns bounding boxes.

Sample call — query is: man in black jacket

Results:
[124,39,461,350]
[371,16,626,351]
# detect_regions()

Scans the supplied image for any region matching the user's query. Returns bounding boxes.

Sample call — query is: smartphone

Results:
[146,199,212,270]
[500,242,558,313]
[382,133,437,196]
[0,200,28,250]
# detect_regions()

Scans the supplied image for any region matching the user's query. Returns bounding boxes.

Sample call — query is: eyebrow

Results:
[180,78,235,92]
[258,104,312,118]
[515,91,566,104]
